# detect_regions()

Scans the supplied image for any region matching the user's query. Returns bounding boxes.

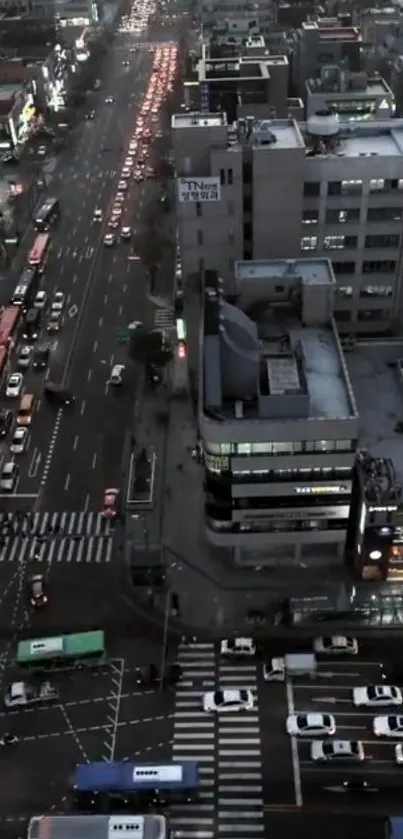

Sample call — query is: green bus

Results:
[16,630,107,672]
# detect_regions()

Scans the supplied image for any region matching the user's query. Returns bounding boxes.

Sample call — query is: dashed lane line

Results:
[58,702,90,763]
[21,714,173,742]
[0,689,167,718]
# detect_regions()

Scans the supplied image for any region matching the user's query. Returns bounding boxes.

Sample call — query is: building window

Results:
[220,169,225,186]
[341,179,363,195]
[197,230,203,246]
[229,257,234,273]
[367,207,403,223]
[301,236,317,251]
[325,208,360,224]
[335,310,352,322]
[229,230,235,245]
[327,181,341,196]
[272,442,294,454]
[332,261,356,275]
[303,181,320,197]
[363,260,397,274]
[243,195,252,212]
[386,178,403,190]
[360,285,393,298]
[336,286,353,298]
[365,234,400,249]
[196,202,202,217]
[183,157,191,174]
[227,168,233,185]
[228,200,235,216]
[324,235,357,250]
[369,178,385,192]
[244,222,252,240]
[302,210,319,225]
[358,309,385,322]
[199,257,204,272]
[237,443,252,454]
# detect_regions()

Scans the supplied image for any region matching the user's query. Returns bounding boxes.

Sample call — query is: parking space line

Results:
[286,680,302,807]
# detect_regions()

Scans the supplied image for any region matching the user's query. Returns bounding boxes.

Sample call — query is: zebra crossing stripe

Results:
[171,641,266,838]
[0,513,115,564]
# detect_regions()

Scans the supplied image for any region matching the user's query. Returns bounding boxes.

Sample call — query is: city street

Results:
[0,24,176,516]
[0,651,175,824]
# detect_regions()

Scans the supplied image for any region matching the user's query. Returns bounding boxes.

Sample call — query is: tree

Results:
[133,205,170,293]
[129,326,172,367]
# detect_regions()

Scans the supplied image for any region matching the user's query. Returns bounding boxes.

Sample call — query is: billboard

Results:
[177,177,221,203]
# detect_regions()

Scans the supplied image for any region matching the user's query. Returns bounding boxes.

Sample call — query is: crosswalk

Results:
[0,512,115,564]
[171,641,265,838]
[154,306,175,330]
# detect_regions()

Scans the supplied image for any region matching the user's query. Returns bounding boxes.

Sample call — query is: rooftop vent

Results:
[307,108,340,138]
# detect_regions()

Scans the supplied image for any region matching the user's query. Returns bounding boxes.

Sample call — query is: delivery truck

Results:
[263,653,317,682]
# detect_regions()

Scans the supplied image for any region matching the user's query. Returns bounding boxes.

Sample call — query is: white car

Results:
[220,637,256,658]
[286,713,336,737]
[121,227,131,240]
[203,689,254,714]
[0,461,18,492]
[34,290,47,310]
[104,234,115,246]
[121,169,131,179]
[52,292,65,312]
[17,345,33,369]
[10,427,28,455]
[134,171,144,182]
[93,208,103,221]
[314,636,358,656]
[310,740,365,763]
[109,364,125,386]
[117,181,128,191]
[395,744,403,764]
[353,685,402,708]
[47,311,62,333]
[373,715,403,737]
[6,373,23,398]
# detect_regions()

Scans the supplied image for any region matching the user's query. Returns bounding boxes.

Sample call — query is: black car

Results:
[33,344,50,369]
[323,779,379,794]
[44,382,74,406]
[28,574,47,608]
[0,410,12,438]
[85,110,95,120]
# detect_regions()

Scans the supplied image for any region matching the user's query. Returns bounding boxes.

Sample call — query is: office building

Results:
[199,0,274,37]
[199,261,403,591]
[291,19,362,97]
[0,0,100,22]
[306,67,395,120]
[195,50,291,121]
[200,259,359,567]
[172,111,403,335]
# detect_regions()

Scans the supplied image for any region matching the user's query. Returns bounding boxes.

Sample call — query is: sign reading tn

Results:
[177,177,221,203]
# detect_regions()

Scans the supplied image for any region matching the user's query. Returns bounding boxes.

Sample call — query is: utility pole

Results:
[159,586,170,692]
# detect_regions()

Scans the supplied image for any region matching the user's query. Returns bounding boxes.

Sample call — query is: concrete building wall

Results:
[252,144,304,259]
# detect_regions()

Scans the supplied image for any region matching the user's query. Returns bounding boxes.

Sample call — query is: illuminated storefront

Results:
[0,89,36,150]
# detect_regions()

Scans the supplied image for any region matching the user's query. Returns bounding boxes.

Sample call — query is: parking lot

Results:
[0,646,176,825]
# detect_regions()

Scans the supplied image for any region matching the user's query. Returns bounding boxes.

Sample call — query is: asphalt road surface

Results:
[0,24,176,517]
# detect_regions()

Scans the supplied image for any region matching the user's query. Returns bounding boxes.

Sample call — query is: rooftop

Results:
[172,112,227,129]
[347,341,403,484]
[235,258,334,285]
[203,58,266,80]
[202,262,356,424]
[306,74,392,97]
[251,119,304,149]
[302,21,361,40]
[302,117,403,157]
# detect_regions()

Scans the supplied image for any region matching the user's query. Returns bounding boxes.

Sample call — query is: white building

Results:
[172,111,403,335]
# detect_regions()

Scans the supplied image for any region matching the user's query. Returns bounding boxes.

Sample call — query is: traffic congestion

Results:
[0,35,178,507]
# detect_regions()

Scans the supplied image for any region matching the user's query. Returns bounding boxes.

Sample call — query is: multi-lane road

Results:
[1,634,403,835]
[0,11,176,522]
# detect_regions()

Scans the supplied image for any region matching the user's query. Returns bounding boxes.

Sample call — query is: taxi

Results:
[102,487,120,519]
